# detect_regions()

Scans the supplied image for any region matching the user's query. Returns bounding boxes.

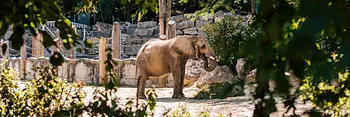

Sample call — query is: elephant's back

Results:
[136,38,171,76]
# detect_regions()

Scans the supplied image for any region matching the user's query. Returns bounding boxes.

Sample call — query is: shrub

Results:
[0,59,86,116]
[0,58,157,117]
[202,15,260,71]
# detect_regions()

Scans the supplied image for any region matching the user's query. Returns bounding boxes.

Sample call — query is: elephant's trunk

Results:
[203,55,217,72]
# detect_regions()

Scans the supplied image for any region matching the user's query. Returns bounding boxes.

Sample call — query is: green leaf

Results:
[77,48,82,53]
[84,39,93,48]
[40,30,55,48]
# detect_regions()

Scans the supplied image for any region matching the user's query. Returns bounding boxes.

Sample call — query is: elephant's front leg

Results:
[171,63,185,98]
[179,64,186,97]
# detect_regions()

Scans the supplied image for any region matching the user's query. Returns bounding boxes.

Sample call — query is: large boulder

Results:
[191,65,244,99]
[193,65,237,88]
[184,59,205,87]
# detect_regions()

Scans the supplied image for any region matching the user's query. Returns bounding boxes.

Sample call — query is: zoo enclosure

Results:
[0,20,178,86]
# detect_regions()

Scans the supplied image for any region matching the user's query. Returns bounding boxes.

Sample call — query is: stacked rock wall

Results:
[83,10,250,59]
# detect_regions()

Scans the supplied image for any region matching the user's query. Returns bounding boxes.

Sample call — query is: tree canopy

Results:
[244,0,350,116]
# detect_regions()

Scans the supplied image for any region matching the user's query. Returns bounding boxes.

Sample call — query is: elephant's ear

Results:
[169,36,196,57]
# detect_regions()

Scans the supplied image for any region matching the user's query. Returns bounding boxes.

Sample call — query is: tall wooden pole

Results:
[99,37,107,84]
[69,25,76,59]
[112,22,121,59]
[252,0,256,15]
[33,28,44,58]
[32,34,36,57]
[159,0,165,35]
[165,0,172,38]
[20,39,26,80]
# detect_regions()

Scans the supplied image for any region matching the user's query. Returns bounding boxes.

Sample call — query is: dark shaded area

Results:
[194,80,245,100]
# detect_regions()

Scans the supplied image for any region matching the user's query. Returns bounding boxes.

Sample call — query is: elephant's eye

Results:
[200,45,206,49]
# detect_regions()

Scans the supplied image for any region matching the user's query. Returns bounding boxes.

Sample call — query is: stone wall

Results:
[6,57,173,87]
[83,10,250,58]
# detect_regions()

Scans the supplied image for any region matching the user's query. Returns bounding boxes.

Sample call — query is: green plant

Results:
[237,0,350,116]
[0,55,158,117]
[168,105,191,117]
[0,58,86,116]
[23,66,86,117]
[0,59,22,116]
[164,105,232,117]
[202,15,260,68]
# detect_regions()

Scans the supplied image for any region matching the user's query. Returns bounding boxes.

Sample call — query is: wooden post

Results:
[165,0,172,38]
[99,37,107,84]
[32,32,36,57]
[20,39,26,80]
[159,0,165,35]
[38,27,45,57]
[112,22,121,59]
[167,20,176,39]
[33,29,44,58]
[252,0,256,15]
[69,25,77,59]
[37,33,43,58]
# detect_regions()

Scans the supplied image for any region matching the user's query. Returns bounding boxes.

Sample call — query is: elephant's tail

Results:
[135,64,140,116]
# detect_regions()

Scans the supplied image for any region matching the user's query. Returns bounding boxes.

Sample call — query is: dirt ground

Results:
[82,86,313,117]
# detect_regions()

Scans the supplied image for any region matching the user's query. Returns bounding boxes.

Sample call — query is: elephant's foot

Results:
[180,92,185,97]
[137,93,146,99]
[172,93,185,98]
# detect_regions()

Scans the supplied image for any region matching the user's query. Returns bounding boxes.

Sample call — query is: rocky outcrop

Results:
[184,59,205,86]
[193,65,237,89]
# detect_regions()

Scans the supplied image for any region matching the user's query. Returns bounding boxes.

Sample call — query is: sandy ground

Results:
[18,82,312,117]
[82,86,313,117]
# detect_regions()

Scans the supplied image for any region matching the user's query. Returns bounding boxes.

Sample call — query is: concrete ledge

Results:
[5,58,174,87]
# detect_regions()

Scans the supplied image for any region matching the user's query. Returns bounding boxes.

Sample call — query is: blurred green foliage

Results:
[237,0,350,116]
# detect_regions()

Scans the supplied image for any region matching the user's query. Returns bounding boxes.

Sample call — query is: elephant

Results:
[135,35,217,99]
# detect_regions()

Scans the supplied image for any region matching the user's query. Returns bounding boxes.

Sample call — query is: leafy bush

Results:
[0,59,86,116]
[0,58,157,117]
[202,15,260,70]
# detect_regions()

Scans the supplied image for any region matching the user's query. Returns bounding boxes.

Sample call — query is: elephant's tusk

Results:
[208,56,215,60]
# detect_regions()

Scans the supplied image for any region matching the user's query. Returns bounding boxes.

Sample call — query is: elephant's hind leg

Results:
[137,71,147,99]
